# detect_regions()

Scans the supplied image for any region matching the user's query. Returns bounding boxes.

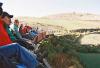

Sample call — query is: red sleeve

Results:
[0,19,12,46]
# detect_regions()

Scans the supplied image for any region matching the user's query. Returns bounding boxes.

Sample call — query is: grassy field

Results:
[81,34,100,45]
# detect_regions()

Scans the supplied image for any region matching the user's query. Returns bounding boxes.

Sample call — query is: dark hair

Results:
[0,2,3,16]
[14,19,19,23]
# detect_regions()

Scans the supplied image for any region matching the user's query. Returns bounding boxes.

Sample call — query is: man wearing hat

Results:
[0,2,39,68]
[1,12,17,41]
[0,3,12,46]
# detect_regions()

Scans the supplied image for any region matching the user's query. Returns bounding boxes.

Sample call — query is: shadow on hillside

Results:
[71,28,100,34]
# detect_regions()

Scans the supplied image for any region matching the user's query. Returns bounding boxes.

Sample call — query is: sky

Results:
[0,0,100,17]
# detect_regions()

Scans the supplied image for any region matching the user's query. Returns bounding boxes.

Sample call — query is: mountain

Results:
[41,12,100,21]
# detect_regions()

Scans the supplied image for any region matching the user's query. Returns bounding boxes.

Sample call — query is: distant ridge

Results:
[41,12,100,20]
[14,13,100,30]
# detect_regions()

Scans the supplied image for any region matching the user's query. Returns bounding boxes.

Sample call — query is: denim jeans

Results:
[29,31,37,37]
[22,34,32,40]
[0,43,39,68]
